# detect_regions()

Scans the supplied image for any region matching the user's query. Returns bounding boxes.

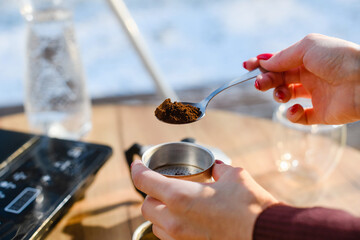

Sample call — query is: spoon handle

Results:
[203,67,267,105]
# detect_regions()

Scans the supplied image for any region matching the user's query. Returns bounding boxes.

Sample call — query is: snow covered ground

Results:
[0,0,359,107]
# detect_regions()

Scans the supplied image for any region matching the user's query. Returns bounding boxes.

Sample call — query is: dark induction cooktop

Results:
[0,129,112,240]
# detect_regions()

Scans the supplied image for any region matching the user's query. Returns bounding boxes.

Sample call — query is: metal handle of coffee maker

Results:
[125,143,147,198]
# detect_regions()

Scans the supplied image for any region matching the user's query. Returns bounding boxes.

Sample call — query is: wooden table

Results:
[1,104,360,240]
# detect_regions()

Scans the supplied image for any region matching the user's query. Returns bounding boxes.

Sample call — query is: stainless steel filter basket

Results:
[142,142,215,182]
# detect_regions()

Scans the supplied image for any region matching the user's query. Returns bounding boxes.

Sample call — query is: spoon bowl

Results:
[179,67,267,123]
[180,101,207,121]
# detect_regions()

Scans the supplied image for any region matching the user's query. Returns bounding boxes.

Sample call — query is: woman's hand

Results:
[131,160,278,240]
[244,33,360,125]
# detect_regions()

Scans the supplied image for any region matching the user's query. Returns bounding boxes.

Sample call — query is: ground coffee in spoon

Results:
[155,98,201,124]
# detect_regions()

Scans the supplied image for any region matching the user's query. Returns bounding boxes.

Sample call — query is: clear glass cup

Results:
[272,99,347,185]
[20,0,92,140]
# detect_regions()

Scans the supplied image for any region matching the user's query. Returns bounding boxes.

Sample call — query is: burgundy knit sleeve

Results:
[253,204,360,240]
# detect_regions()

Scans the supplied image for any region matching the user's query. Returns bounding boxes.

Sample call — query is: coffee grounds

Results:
[155,98,201,124]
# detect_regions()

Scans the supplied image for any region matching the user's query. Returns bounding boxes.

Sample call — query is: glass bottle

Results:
[20,0,91,140]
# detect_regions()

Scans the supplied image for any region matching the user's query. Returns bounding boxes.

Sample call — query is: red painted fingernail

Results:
[254,80,261,90]
[275,90,285,102]
[130,161,135,169]
[257,53,273,61]
[289,104,301,115]
[215,160,224,164]
[243,61,247,69]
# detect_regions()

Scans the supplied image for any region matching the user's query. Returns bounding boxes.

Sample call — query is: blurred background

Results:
[0,0,359,145]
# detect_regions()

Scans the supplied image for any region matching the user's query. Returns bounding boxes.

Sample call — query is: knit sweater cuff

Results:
[253,204,360,240]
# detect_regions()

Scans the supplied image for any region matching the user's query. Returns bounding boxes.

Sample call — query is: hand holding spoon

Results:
[155,67,267,124]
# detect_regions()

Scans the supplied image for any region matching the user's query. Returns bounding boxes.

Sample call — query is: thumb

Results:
[259,37,308,72]
[212,160,234,182]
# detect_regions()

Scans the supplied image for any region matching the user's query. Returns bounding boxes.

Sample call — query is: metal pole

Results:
[107,0,179,101]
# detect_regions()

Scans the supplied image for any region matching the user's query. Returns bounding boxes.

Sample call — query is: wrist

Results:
[251,202,287,240]
[248,199,279,240]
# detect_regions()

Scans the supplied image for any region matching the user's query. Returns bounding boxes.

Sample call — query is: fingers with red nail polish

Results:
[242,57,259,71]
[289,104,301,115]
[286,104,303,123]
[254,72,283,92]
[273,83,311,103]
[273,86,291,103]
[257,53,273,61]
[243,61,247,70]
[286,104,314,124]
[254,80,261,90]
[274,89,286,102]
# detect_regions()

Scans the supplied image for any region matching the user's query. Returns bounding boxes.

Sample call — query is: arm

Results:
[254,204,360,240]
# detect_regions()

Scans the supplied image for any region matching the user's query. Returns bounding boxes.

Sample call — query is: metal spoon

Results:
[182,67,267,122]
